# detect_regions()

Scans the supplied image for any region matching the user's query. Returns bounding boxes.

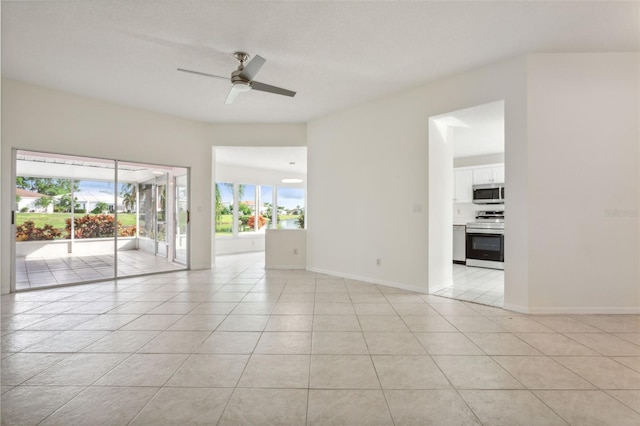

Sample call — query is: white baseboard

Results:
[307,267,429,294]
[503,303,640,315]
[266,265,306,270]
[501,303,529,314]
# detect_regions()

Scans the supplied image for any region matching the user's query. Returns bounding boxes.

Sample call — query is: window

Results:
[277,187,305,229]
[260,186,274,229]
[238,184,256,233]
[215,182,305,236]
[215,182,233,235]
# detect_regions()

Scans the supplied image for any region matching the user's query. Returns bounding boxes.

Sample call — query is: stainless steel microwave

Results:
[472,183,504,204]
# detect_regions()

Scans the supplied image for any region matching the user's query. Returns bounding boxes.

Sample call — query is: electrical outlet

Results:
[293,248,298,255]
[376,258,381,266]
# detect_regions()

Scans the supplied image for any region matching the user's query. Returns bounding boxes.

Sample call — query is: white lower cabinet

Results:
[453,225,466,263]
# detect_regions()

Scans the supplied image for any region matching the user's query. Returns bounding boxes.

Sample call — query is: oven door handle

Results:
[466,228,504,235]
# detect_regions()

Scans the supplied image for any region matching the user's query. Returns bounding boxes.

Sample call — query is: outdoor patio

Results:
[15,250,185,290]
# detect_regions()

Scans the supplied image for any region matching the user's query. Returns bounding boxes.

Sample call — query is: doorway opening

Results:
[12,149,189,291]
[428,101,505,307]
[213,146,307,264]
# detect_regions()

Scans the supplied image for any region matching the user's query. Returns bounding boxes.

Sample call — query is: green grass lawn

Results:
[16,213,137,230]
[19,212,299,234]
[215,214,233,234]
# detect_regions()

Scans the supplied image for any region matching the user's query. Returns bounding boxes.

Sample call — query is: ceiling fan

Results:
[177,52,296,104]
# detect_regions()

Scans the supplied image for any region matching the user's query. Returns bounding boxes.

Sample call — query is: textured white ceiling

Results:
[2,1,638,123]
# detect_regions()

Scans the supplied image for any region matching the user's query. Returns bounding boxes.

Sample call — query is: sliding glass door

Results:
[13,150,190,290]
[116,162,188,279]
[174,174,188,265]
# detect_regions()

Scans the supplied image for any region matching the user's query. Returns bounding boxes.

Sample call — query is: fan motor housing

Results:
[231,69,249,82]
[231,69,251,90]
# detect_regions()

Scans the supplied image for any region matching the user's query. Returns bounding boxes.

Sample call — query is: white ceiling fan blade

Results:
[239,55,266,81]
[225,85,242,104]
[177,68,228,81]
[251,81,296,97]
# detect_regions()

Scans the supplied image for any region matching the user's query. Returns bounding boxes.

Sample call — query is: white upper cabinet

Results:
[453,169,473,203]
[472,167,494,185]
[472,165,504,184]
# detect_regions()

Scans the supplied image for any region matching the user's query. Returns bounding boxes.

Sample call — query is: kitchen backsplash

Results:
[453,202,504,224]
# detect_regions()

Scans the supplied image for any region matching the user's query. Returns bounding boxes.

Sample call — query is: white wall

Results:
[216,236,265,255]
[265,229,307,269]
[307,56,529,297]
[525,53,639,313]
[307,52,639,313]
[208,124,306,148]
[1,79,306,294]
[454,153,505,168]
[215,163,305,188]
[428,121,454,292]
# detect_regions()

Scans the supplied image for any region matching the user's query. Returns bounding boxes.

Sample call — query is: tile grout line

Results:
[305,274,317,426]
[393,298,486,426]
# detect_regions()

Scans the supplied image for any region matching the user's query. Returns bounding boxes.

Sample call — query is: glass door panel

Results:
[70,178,117,283]
[116,162,187,278]
[14,150,116,289]
[156,182,167,257]
[174,174,188,265]
[137,182,156,256]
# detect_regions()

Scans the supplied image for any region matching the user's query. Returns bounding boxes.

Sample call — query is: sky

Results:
[79,181,122,193]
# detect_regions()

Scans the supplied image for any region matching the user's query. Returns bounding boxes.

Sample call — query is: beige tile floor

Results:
[432,265,504,308]
[1,252,640,425]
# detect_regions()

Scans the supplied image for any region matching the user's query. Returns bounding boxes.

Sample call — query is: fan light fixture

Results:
[282,178,303,183]
[234,81,251,92]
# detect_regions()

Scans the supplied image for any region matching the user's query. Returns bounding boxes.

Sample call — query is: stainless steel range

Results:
[466,210,504,270]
